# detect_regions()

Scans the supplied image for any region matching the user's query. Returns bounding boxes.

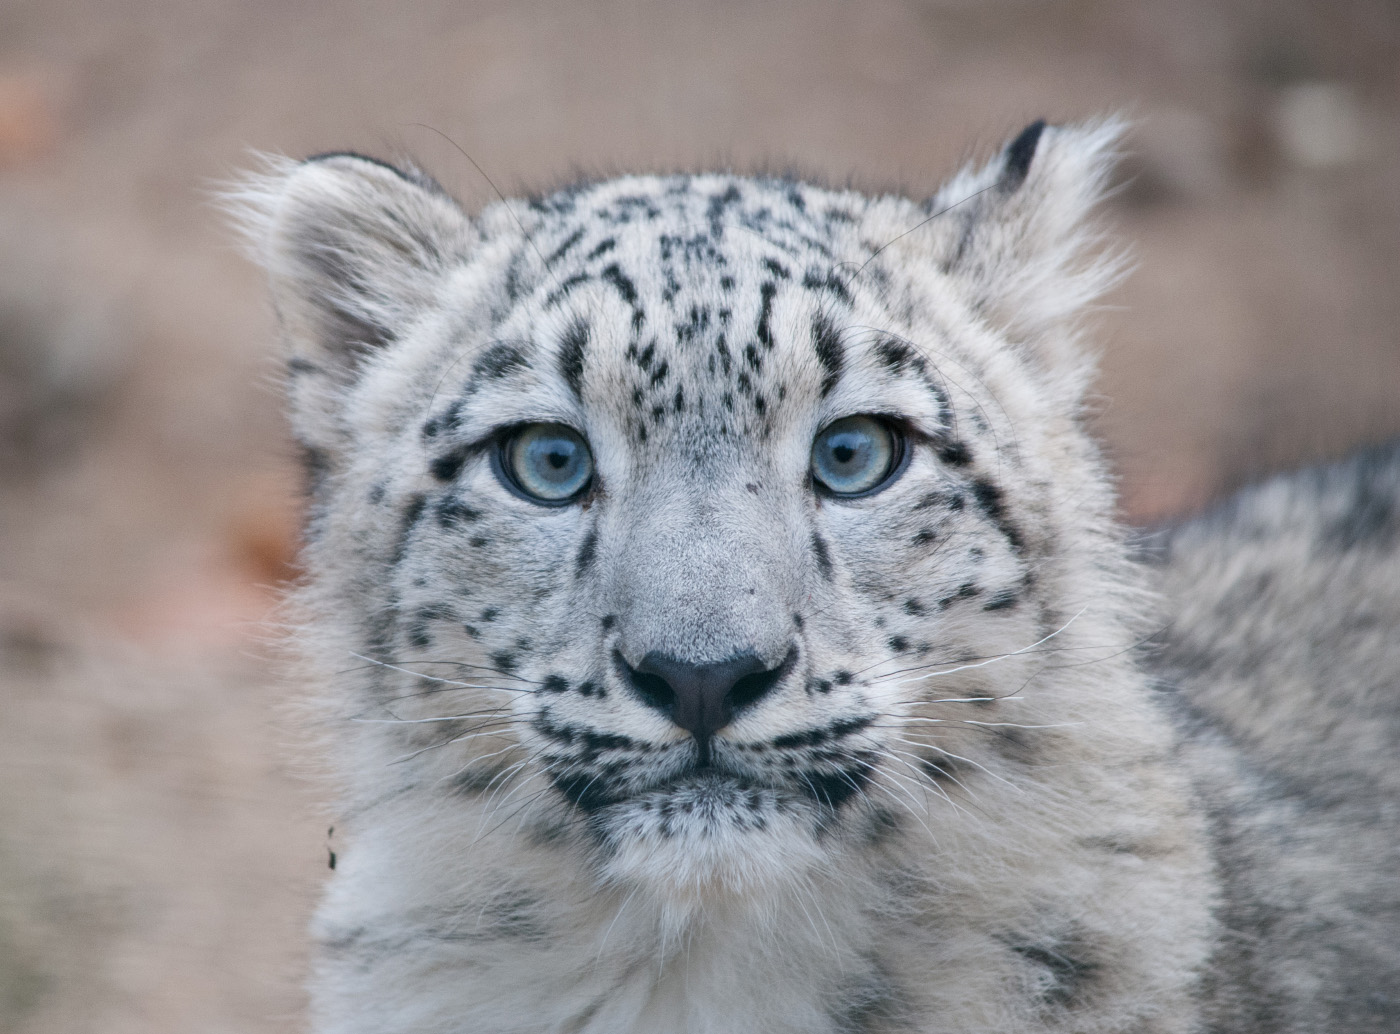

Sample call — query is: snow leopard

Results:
[236,120,1400,1033]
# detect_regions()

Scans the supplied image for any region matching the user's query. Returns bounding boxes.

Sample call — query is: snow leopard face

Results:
[245,123,1121,892]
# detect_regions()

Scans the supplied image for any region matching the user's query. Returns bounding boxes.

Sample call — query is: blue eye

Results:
[811,416,902,497]
[501,424,594,504]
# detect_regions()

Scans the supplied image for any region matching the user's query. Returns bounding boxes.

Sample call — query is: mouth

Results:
[549,749,876,816]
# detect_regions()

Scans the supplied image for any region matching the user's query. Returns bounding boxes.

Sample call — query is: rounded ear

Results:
[921,118,1127,358]
[228,153,474,450]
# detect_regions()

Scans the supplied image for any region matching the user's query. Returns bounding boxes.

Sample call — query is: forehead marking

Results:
[557,319,589,400]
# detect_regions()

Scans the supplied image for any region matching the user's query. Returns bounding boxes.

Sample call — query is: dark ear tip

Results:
[1001,119,1048,192]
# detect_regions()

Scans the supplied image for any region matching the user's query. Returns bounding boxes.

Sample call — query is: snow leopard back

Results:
[1153,440,1400,1032]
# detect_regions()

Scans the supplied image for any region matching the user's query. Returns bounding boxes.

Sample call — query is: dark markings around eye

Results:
[938,440,973,466]
[473,342,531,380]
[435,496,481,528]
[558,320,589,399]
[575,528,599,577]
[971,477,1025,553]
[812,314,844,397]
[874,336,920,375]
[430,448,469,482]
[811,532,834,579]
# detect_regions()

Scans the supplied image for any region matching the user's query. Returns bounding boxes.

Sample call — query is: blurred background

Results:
[0,1,1396,1031]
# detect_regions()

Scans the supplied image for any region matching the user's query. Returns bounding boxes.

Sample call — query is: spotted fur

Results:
[232,121,1397,1033]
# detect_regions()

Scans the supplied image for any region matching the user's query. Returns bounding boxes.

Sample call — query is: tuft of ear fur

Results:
[925,118,1126,363]
[226,153,474,449]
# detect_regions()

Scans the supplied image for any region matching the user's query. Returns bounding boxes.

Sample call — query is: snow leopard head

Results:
[240,121,1126,896]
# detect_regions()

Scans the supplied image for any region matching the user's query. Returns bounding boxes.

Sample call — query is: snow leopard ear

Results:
[231,152,473,449]
[924,118,1125,366]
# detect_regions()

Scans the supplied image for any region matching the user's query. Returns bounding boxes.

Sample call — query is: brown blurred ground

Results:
[0,1,1396,1031]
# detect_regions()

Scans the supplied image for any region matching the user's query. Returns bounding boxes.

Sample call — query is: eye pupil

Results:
[811,416,900,497]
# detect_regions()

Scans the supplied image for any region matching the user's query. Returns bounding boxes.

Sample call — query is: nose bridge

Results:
[611,485,795,666]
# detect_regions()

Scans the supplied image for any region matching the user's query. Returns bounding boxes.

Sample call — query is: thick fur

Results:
[233,123,1397,1033]
[1151,442,1400,1032]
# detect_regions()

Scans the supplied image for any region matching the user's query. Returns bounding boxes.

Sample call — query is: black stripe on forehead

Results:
[472,340,532,379]
[812,313,845,397]
[558,319,589,400]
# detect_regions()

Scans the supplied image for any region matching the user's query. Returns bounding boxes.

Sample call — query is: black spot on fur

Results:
[812,314,845,397]
[575,528,599,576]
[920,756,961,784]
[982,588,1021,611]
[544,226,585,267]
[490,651,517,674]
[707,184,742,237]
[435,496,481,528]
[802,268,852,305]
[798,761,872,809]
[874,336,918,374]
[715,334,733,374]
[473,342,530,380]
[903,599,925,616]
[542,675,569,694]
[938,440,973,466]
[1001,119,1047,193]
[772,715,874,750]
[601,263,638,306]
[913,529,936,546]
[586,237,616,260]
[544,271,590,307]
[938,582,982,609]
[367,482,385,504]
[811,532,834,579]
[558,320,589,399]
[887,636,910,653]
[430,448,469,482]
[480,607,499,622]
[756,282,778,349]
[972,477,1025,552]
[600,614,615,630]
[834,669,853,686]
[391,494,427,566]
[762,257,790,280]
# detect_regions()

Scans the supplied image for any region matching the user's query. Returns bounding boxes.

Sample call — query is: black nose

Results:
[618,647,795,749]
